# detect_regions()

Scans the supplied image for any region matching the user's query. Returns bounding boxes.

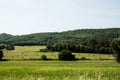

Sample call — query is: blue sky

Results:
[0,0,120,35]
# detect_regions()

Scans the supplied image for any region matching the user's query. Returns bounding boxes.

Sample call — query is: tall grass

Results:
[0,61,120,80]
[0,65,120,80]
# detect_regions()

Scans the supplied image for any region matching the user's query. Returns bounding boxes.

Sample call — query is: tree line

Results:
[45,43,111,54]
[0,28,120,46]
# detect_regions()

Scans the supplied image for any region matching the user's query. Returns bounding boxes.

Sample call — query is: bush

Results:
[81,57,87,60]
[41,55,47,60]
[0,50,3,60]
[6,45,15,50]
[0,44,5,49]
[58,50,75,60]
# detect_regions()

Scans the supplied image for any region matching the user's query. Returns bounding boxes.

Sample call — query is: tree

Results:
[58,50,75,60]
[111,38,120,63]
[0,50,3,60]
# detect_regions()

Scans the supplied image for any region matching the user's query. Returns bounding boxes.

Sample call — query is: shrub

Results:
[58,50,75,60]
[6,45,15,50]
[41,55,47,60]
[81,57,87,60]
[0,50,3,60]
[0,44,5,49]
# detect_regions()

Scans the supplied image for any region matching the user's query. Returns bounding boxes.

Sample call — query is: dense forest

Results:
[0,28,120,53]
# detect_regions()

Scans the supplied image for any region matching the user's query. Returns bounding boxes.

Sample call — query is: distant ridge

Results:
[0,28,120,46]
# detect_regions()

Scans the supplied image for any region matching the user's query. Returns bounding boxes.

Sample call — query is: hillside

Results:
[0,28,120,46]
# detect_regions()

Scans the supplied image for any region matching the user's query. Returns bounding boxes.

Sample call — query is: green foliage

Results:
[41,55,47,60]
[6,45,15,50]
[111,38,120,63]
[0,50,3,60]
[0,28,119,47]
[81,57,87,60]
[46,43,111,54]
[0,44,5,49]
[58,50,75,60]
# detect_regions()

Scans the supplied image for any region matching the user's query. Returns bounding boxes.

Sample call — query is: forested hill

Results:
[0,28,120,46]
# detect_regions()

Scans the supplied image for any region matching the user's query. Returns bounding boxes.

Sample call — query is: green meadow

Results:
[0,46,120,80]
[3,46,114,60]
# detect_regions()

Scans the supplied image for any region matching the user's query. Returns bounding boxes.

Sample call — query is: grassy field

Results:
[0,60,120,80]
[0,46,120,80]
[3,46,114,60]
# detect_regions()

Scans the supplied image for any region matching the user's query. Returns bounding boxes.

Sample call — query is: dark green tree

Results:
[111,38,120,63]
[0,50,3,60]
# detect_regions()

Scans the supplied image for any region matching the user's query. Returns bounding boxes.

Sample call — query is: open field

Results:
[3,46,115,60]
[0,60,120,80]
[0,46,120,80]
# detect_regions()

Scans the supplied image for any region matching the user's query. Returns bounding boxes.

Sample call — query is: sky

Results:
[0,0,120,35]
